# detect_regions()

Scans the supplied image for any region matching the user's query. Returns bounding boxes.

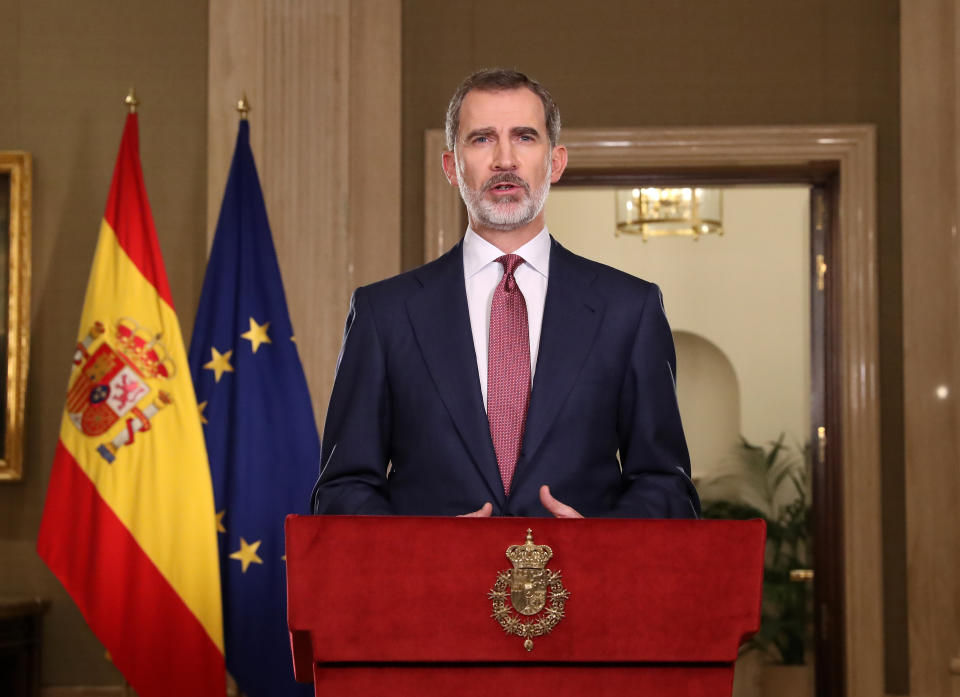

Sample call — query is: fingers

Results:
[456,491,585,518]
[458,501,493,517]
[539,485,584,518]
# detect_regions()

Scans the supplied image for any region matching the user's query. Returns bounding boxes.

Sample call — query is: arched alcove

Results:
[673,330,741,482]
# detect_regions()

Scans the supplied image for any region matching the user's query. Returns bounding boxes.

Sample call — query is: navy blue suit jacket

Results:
[311,238,700,518]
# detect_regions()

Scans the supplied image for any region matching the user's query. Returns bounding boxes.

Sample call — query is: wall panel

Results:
[209,0,401,429]
[901,2,960,695]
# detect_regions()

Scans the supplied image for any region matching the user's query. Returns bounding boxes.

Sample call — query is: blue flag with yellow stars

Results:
[188,119,318,697]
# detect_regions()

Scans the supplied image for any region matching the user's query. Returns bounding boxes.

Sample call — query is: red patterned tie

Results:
[487,254,531,495]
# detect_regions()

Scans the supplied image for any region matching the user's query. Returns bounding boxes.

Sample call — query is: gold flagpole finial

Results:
[236,93,251,120]
[124,88,139,114]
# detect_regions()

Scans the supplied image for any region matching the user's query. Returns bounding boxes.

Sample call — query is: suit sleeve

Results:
[310,287,394,515]
[608,284,701,518]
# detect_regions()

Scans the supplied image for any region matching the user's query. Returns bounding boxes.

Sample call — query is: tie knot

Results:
[497,254,525,278]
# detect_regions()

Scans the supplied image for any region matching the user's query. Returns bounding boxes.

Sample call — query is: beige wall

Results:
[403,1,904,690]
[0,0,208,687]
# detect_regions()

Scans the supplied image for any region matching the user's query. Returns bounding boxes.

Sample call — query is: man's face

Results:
[443,88,567,234]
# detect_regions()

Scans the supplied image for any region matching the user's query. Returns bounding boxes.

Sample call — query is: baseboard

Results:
[42,689,130,697]
[42,676,244,697]
[42,683,243,697]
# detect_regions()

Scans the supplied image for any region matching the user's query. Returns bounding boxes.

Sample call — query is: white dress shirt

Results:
[463,226,551,410]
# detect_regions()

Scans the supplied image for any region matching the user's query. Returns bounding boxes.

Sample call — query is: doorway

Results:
[423,125,882,697]
[547,183,816,697]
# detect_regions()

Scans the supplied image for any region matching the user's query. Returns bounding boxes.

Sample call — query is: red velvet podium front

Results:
[286,516,764,697]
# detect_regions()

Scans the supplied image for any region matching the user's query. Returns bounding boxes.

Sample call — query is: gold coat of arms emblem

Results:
[66,318,175,463]
[489,529,570,651]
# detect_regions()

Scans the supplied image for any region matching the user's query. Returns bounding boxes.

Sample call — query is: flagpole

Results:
[124,88,139,114]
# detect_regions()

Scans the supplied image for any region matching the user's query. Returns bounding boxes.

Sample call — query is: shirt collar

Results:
[462,226,551,280]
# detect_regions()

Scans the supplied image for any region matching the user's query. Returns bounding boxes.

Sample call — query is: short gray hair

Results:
[444,68,561,151]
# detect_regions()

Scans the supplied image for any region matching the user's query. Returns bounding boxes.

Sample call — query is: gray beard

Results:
[457,162,552,232]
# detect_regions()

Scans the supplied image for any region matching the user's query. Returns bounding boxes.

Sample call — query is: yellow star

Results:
[204,347,234,383]
[198,401,208,425]
[215,510,226,533]
[241,317,272,353]
[229,538,263,573]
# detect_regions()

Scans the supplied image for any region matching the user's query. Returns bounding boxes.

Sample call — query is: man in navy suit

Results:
[311,69,699,518]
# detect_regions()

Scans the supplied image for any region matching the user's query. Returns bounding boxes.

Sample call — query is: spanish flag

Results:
[37,112,225,697]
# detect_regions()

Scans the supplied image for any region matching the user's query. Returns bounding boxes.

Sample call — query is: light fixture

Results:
[615,187,723,241]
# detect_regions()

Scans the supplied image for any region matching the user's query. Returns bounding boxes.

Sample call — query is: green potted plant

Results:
[697,434,812,667]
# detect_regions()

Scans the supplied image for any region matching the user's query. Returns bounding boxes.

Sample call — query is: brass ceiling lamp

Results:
[615,187,723,241]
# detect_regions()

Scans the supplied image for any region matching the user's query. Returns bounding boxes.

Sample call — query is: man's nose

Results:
[492,141,518,170]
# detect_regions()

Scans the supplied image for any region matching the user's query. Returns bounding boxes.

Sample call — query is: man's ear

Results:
[441,150,459,187]
[550,145,569,183]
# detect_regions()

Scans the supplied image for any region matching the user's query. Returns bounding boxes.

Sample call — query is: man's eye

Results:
[473,136,490,144]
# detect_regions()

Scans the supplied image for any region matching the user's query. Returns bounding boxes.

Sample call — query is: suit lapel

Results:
[519,240,604,477]
[405,244,505,506]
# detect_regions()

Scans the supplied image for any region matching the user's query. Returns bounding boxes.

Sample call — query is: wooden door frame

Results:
[423,124,881,697]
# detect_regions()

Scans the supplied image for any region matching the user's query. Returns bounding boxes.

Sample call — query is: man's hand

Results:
[458,502,493,517]
[539,485,583,518]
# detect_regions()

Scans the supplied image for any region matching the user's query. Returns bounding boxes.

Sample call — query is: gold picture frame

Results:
[0,152,31,481]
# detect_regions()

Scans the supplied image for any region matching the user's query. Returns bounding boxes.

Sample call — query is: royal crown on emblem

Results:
[113,318,175,379]
[506,529,553,570]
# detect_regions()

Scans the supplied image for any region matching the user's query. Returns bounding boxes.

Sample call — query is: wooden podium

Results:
[286,515,764,696]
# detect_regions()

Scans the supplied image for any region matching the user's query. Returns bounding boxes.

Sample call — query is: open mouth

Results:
[487,180,526,195]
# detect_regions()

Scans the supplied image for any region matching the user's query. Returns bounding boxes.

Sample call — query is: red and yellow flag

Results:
[37,113,225,697]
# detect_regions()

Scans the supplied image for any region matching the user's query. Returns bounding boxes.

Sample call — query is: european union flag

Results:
[189,119,318,697]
